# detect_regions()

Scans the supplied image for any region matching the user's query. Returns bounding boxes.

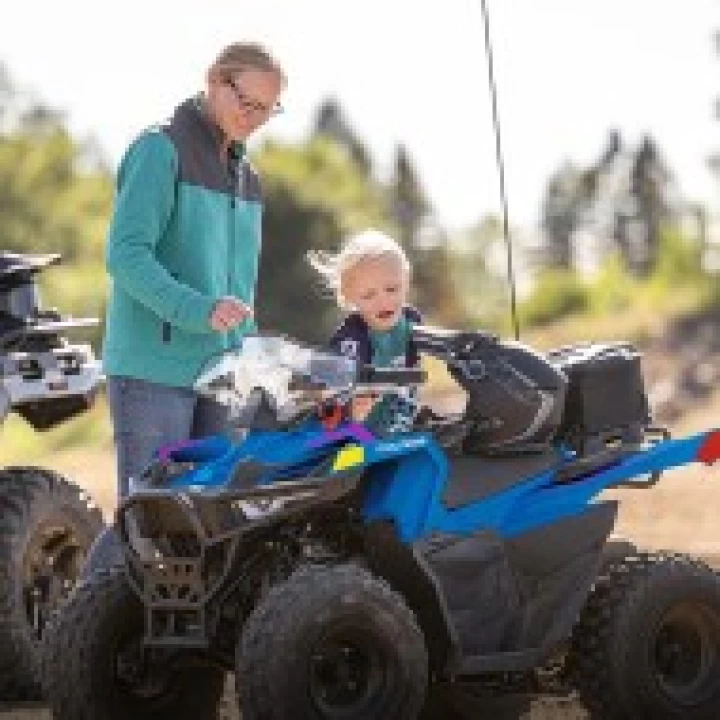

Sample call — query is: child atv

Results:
[0,252,104,700]
[43,329,720,719]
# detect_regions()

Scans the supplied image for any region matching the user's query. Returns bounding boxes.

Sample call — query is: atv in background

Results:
[0,252,104,700]
[44,330,720,719]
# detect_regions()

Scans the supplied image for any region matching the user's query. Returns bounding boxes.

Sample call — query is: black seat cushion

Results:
[443,450,559,509]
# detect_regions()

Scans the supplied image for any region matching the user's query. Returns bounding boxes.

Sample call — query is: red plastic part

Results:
[319,402,344,431]
[698,431,720,464]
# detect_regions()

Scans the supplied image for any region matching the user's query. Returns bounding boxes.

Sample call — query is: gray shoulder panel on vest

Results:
[162,107,262,203]
[241,162,262,202]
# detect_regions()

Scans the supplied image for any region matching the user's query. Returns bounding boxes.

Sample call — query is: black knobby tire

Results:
[0,466,103,700]
[42,567,225,720]
[237,562,429,720]
[568,552,720,719]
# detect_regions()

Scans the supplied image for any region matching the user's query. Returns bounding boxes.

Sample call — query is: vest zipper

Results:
[162,272,179,343]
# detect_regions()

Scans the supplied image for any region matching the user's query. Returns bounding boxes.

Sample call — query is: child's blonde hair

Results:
[308,229,410,310]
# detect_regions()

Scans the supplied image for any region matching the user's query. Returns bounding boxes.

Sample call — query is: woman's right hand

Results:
[209,297,253,332]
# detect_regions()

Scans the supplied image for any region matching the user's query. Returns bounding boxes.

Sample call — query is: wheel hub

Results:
[22,523,84,637]
[309,632,384,715]
[652,602,720,705]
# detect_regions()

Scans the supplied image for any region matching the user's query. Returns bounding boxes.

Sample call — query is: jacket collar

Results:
[174,95,246,160]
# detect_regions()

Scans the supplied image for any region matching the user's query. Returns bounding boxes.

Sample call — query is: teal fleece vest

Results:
[102,97,262,388]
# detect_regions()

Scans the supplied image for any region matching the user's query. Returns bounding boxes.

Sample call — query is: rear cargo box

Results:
[547,342,651,453]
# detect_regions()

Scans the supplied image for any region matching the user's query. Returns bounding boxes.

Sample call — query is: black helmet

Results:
[414,326,567,454]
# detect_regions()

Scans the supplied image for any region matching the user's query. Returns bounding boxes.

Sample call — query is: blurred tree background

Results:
[0,57,717,469]
[0,61,714,355]
[0,64,112,345]
[0,68,474,349]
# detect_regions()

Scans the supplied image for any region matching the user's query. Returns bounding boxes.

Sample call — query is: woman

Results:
[102,41,285,497]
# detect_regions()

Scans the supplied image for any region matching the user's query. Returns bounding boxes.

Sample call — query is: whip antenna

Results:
[480,0,520,340]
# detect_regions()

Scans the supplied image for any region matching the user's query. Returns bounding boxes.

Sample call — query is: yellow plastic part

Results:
[332,444,365,472]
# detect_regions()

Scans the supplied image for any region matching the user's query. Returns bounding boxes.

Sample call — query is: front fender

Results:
[361,434,448,542]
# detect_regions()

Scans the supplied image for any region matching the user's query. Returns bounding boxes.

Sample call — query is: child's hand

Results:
[350,393,379,422]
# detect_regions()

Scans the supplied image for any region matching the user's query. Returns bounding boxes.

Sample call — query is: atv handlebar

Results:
[355,365,426,387]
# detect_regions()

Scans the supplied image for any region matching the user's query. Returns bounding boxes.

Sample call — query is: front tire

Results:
[0,467,103,700]
[237,562,429,720]
[42,568,225,720]
[568,552,720,719]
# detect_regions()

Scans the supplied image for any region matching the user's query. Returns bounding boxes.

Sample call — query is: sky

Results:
[0,0,717,230]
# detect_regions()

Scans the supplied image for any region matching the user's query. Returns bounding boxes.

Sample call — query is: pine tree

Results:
[313,97,372,176]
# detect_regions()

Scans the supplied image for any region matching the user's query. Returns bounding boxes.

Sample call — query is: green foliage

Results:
[0,395,112,465]
[253,138,392,342]
[518,225,710,331]
[254,138,389,233]
[38,261,108,349]
[647,227,702,291]
[540,131,675,276]
[313,97,372,177]
[586,252,636,315]
[448,215,521,332]
[0,128,113,262]
[519,268,590,327]
[0,69,112,351]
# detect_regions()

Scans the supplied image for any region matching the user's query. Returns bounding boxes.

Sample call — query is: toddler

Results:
[309,229,423,435]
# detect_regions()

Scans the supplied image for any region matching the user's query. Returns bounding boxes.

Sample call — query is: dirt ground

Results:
[0,693,590,720]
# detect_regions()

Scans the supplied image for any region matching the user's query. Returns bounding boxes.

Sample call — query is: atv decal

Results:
[333,444,366,472]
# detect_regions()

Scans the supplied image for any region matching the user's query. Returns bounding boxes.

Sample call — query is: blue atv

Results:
[43,327,720,719]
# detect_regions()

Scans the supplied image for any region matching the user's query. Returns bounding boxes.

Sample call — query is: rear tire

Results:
[0,467,103,700]
[568,552,720,719]
[42,568,225,720]
[237,562,429,719]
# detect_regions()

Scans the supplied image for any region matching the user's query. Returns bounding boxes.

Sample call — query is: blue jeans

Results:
[106,376,232,498]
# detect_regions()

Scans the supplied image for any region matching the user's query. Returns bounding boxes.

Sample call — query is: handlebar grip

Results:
[356,366,426,385]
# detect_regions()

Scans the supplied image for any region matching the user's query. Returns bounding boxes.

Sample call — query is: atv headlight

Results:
[232,489,321,520]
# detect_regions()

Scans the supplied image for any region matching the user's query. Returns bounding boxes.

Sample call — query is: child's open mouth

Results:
[377,310,396,321]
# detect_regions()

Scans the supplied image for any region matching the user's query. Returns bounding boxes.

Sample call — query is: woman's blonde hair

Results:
[209,41,287,86]
[308,229,410,310]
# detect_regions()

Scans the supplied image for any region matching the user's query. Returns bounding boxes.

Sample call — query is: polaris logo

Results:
[375,437,426,454]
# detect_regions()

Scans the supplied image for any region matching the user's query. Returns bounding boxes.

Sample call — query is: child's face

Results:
[342,255,408,331]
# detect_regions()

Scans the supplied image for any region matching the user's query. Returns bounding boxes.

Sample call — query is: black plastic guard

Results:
[458,501,617,674]
[117,471,363,649]
[404,502,617,675]
[416,531,523,657]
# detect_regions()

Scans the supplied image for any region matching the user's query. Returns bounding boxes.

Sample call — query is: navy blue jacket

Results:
[329,306,423,367]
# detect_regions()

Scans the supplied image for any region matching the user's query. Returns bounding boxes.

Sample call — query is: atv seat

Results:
[442,449,559,510]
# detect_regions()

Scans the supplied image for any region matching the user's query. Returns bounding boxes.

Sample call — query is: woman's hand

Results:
[350,393,380,422]
[209,296,253,332]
